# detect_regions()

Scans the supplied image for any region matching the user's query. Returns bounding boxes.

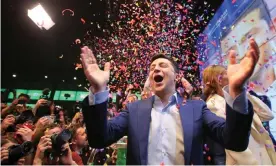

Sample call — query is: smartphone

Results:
[44,115,54,123]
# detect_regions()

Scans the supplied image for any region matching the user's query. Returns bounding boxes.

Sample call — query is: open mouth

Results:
[154,75,164,83]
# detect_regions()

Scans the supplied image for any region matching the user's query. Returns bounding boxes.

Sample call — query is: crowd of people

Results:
[1,55,276,165]
[0,72,195,165]
[0,88,121,165]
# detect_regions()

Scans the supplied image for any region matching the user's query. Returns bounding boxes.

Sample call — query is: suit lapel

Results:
[178,96,194,165]
[137,96,154,165]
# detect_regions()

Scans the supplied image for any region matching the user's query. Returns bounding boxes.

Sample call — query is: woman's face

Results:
[59,111,65,122]
[219,70,229,88]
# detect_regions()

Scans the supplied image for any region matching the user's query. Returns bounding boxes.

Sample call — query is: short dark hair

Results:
[150,54,179,73]
[18,93,30,100]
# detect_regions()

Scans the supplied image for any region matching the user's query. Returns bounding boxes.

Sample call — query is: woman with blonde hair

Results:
[202,65,276,165]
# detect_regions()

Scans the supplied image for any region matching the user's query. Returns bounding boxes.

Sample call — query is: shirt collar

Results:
[154,92,179,108]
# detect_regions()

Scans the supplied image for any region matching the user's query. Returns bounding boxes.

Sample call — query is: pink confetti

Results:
[75,39,81,44]
[211,41,217,47]
[62,9,74,16]
[81,18,86,24]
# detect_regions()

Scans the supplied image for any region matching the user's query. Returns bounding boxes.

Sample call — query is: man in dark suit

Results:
[80,39,259,165]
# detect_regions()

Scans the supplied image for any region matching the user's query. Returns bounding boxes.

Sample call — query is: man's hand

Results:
[11,99,19,107]
[33,135,52,165]
[1,115,15,130]
[16,126,34,142]
[60,143,74,165]
[1,147,25,165]
[35,117,51,129]
[17,158,25,165]
[227,38,259,98]
[35,99,48,107]
[181,78,193,95]
[35,135,52,160]
[81,46,110,93]
[1,147,9,162]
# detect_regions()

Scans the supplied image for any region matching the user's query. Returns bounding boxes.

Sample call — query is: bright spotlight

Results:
[45,75,48,79]
[12,74,17,78]
[28,4,55,30]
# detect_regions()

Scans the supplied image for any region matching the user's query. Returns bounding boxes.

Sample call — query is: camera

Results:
[64,93,71,99]
[18,99,27,105]
[1,141,33,165]
[39,88,52,106]
[50,129,72,155]
[36,88,52,118]
[40,88,50,100]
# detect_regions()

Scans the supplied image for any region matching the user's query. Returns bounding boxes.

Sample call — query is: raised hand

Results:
[60,143,74,165]
[181,78,193,95]
[35,117,51,129]
[11,99,19,107]
[227,38,260,98]
[36,135,52,154]
[1,147,9,162]
[81,46,110,93]
[16,158,25,165]
[16,126,34,142]
[33,135,52,165]
[35,99,48,107]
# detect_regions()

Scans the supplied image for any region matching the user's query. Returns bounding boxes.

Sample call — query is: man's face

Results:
[74,127,87,147]
[149,58,176,96]
[127,96,137,103]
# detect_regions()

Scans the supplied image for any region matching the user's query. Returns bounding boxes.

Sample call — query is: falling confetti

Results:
[81,0,215,94]
[211,41,217,47]
[81,18,86,24]
[62,9,74,16]
[75,63,82,70]
[75,39,81,44]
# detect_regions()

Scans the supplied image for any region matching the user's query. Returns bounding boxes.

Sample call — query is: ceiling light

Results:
[74,77,77,80]
[12,74,17,78]
[28,4,55,30]
[45,75,48,78]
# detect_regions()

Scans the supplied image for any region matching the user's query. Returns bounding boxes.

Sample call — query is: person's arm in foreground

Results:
[203,38,259,151]
[81,46,128,148]
[1,99,18,117]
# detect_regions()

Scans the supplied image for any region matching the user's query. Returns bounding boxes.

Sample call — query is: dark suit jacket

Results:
[82,95,253,165]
